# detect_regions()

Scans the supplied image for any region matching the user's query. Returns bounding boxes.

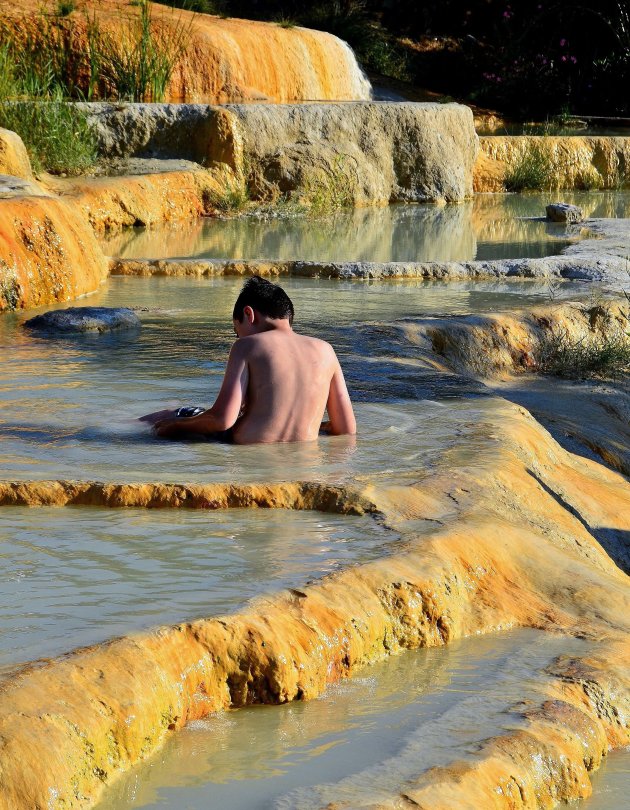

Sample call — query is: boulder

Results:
[84,101,478,204]
[24,307,140,333]
[546,202,584,223]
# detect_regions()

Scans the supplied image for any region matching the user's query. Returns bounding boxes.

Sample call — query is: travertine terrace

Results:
[0,401,629,809]
[0,0,371,104]
[0,5,629,809]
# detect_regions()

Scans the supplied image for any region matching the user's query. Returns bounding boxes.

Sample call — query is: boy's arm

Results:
[154,341,249,439]
[325,357,356,436]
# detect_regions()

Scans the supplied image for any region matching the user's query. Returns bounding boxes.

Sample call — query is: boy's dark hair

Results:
[232,276,294,324]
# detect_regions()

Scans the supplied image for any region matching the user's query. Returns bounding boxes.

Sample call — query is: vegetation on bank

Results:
[536,297,630,379]
[503,143,555,192]
[204,154,357,218]
[0,44,97,174]
[0,1,190,174]
[537,329,630,379]
[160,0,630,119]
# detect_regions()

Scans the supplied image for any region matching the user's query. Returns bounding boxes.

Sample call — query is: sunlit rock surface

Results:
[0,179,108,311]
[0,0,371,104]
[0,401,628,808]
[411,300,630,378]
[400,298,630,483]
[85,101,478,204]
[44,162,226,234]
[475,135,630,191]
[0,129,32,180]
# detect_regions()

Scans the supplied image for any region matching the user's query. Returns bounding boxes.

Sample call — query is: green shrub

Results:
[537,329,630,379]
[275,17,297,29]
[56,1,76,17]
[0,94,97,174]
[504,142,555,192]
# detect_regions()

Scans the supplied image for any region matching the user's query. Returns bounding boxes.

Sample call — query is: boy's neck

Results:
[256,317,292,333]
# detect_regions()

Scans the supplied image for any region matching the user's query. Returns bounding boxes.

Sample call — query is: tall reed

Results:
[86,1,191,102]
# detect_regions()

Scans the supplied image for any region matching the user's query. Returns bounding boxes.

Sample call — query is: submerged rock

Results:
[546,202,584,223]
[24,306,140,333]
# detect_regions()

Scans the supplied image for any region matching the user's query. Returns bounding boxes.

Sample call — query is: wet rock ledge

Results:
[109,216,630,286]
[84,101,478,205]
[0,402,628,809]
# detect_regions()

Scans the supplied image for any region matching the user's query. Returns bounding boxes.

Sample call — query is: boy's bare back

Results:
[230,329,348,444]
[149,277,355,444]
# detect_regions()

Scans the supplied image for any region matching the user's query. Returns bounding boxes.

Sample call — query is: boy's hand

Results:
[153,419,179,438]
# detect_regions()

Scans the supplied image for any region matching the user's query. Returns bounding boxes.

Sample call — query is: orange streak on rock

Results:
[0,195,109,311]
[0,403,629,807]
[0,0,371,104]
[46,169,224,234]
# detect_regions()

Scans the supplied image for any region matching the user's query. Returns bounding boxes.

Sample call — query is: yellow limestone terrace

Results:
[0,401,629,808]
[0,0,371,104]
[474,135,630,192]
[0,180,109,312]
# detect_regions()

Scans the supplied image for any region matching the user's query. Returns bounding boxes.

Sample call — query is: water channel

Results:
[95,629,593,810]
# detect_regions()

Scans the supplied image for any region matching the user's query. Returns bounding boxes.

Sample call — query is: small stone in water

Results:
[545,203,583,223]
[24,307,141,333]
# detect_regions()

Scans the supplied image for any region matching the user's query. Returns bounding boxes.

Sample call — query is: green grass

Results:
[86,2,191,102]
[203,179,251,214]
[301,154,358,214]
[0,35,97,175]
[0,93,98,175]
[504,142,555,192]
[537,329,630,379]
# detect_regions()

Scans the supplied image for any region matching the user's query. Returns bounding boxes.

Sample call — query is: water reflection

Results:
[96,193,620,263]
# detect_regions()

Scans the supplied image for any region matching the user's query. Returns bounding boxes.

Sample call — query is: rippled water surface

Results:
[95,629,592,810]
[0,275,591,483]
[0,507,392,669]
[97,193,630,262]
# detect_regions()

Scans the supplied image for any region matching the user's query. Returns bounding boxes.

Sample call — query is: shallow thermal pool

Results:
[576,746,630,808]
[97,192,630,263]
[0,274,592,483]
[0,507,393,670]
[94,628,593,810]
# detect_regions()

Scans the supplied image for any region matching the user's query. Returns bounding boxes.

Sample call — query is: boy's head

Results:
[232,277,294,327]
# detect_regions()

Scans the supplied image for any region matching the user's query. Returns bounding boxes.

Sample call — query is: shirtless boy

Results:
[147,277,356,444]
